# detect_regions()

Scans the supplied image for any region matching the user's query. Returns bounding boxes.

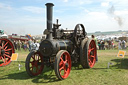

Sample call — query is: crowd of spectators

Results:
[13,39,40,51]
[91,35,127,50]
[96,39,127,50]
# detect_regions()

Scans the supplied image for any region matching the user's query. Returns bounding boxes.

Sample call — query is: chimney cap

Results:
[45,3,54,6]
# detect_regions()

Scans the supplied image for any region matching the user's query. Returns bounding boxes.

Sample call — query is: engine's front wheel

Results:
[54,50,71,80]
[25,51,44,77]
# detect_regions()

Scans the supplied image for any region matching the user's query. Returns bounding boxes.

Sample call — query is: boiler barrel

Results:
[39,40,73,57]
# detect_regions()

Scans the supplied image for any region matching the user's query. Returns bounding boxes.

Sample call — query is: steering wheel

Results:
[73,24,87,47]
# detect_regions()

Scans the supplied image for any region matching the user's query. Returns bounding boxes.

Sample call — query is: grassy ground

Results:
[0,49,128,85]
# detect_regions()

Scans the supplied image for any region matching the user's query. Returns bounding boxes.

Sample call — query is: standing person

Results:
[118,40,122,50]
[108,40,111,49]
[122,40,126,49]
[28,39,33,51]
[34,40,40,50]
[91,35,98,62]
[100,40,103,50]
[111,40,114,49]
[13,40,17,50]
[98,40,101,50]
[24,41,28,51]
[21,41,24,50]
[31,40,40,51]
[17,40,21,51]
[101,40,105,50]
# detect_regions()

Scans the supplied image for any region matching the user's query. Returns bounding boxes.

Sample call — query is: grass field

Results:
[0,49,128,85]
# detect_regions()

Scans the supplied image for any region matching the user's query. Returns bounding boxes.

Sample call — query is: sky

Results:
[0,0,128,35]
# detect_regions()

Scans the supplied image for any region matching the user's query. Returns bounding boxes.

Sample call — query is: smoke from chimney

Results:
[108,5,123,27]
[114,16,123,26]
[108,5,115,15]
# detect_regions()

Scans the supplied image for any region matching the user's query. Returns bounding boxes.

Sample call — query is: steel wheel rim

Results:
[59,52,71,79]
[29,52,44,76]
[0,39,15,66]
[88,40,96,68]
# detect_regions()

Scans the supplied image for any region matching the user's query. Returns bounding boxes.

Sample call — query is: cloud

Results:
[79,0,93,5]
[61,0,93,7]
[63,0,68,2]
[101,2,109,7]
[88,12,108,19]
[0,2,12,10]
[84,9,89,13]
[22,6,44,14]
[114,10,128,15]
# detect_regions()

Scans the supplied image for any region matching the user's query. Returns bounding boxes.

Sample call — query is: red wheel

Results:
[80,38,97,68]
[54,50,71,80]
[88,40,96,68]
[0,38,15,67]
[25,51,44,76]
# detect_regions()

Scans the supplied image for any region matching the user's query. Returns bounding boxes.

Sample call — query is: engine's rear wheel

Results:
[0,38,15,67]
[54,50,71,80]
[25,51,44,76]
[80,38,97,68]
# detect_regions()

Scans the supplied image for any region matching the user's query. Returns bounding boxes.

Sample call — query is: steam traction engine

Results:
[25,3,97,80]
[0,31,15,66]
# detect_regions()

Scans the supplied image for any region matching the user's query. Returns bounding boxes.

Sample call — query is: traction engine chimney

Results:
[45,3,54,40]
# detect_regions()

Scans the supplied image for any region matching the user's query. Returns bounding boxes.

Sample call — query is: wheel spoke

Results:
[64,67,67,74]
[5,52,10,55]
[88,59,92,63]
[32,55,35,60]
[59,66,64,71]
[89,62,92,66]
[88,49,91,53]
[4,54,11,58]
[4,56,7,63]
[1,57,5,63]
[91,55,94,58]
[5,48,12,51]
[4,46,8,50]
[93,58,96,63]
[65,54,68,62]
[60,57,64,63]
[59,60,64,66]
[3,42,9,48]
[88,59,92,65]
[2,41,5,47]
[90,48,94,51]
